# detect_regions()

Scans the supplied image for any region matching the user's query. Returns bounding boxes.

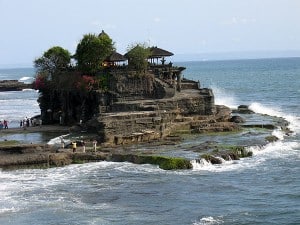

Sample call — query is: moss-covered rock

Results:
[111,153,192,170]
[201,154,223,164]
[200,146,253,164]
[265,135,279,142]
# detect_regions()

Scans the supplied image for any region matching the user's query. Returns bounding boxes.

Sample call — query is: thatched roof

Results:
[106,51,126,62]
[149,46,174,58]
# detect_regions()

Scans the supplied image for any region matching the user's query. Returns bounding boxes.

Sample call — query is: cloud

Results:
[221,17,256,26]
[201,40,207,46]
[153,17,161,23]
[231,37,241,42]
[91,20,117,30]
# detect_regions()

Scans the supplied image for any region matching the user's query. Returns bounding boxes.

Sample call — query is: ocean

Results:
[0,58,299,224]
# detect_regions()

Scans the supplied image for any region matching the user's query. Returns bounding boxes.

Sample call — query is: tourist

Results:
[60,137,65,149]
[26,118,30,127]
[23,119,27,130]
[82,140,86,153]
[93,140,97,153]
[33,118,37,126]
[20,120,23,128]
[72,141,77,153]
[3,120,8,129]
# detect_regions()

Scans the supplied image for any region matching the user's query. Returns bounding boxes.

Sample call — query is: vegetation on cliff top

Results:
[33,30,154,126]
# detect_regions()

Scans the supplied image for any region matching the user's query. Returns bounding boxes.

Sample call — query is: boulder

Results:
[232,105,254,114]
[229,115,245,123]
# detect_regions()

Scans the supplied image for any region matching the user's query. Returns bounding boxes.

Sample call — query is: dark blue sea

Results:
[0,58,299,225]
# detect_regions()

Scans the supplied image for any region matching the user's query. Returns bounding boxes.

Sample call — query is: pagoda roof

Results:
[149,46,174,58]
[106,51,126,62]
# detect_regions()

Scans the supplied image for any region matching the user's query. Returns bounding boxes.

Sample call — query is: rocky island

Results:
[0,80,32,91]
[0,30,290,170]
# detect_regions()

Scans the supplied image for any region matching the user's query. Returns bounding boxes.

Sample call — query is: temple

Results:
[36,30,235,147]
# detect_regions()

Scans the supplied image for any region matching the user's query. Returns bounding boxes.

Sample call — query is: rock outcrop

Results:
[0,80,32,91]
[85,76,239,147]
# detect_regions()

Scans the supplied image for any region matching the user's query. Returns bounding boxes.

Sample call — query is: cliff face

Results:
[85,73,236,146]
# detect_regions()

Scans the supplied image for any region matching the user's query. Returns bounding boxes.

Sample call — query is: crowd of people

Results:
[0,120,9,129]
[20,117,42,129]
[0,117,43,130]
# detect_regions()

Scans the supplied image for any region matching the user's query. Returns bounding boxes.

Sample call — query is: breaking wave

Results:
[210,85,239,109]
[193,216,224,225]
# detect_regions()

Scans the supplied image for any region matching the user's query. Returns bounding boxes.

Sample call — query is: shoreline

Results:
[0,125,70,134]
[0,111,291,170]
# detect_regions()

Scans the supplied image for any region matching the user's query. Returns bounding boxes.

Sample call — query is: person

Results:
[82,140,86,153]
[39,119,42,128]
[60,137,65,149]
[93,140,97,153]
[23,119,27,130]
[72,141,77,153]
[20,120,23,128]
[0,121,3,130]
[3,120,8,129]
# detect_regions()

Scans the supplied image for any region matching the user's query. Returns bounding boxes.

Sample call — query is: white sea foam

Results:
[247,140,299,158]
[191,137,300,172]
[22,88,36,92]
[193,216,223,225]
[18,76,35,84]
[249,102,300,133]
[0,207,19,214]
[210,85,239,109]
[190,158,254,173]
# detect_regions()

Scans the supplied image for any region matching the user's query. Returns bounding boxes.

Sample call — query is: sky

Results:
[0,0,300,67]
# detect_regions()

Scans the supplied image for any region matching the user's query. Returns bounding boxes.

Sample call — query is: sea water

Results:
[0,68,39,127]
[0,58,299,225]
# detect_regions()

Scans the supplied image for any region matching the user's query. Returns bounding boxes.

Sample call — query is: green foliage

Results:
[34,46,71,77]
[126,43,151,73]
[75,33,115,74]
[95,74,109,91]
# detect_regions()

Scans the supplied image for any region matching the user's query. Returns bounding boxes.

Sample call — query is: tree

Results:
[34,46,71,77]
[126,43,150,73]
[74,32,115,75]
[34,46,71,124]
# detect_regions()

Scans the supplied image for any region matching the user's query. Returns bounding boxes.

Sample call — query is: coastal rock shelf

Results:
[0,80,32,91]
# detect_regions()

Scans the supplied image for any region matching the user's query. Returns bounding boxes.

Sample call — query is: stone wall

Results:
[109,72,168,100]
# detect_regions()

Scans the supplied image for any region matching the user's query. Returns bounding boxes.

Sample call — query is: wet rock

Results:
[111,153,192,170]
[232,105,254,114]
[242,124,277,129]
[0,80,32,91]
[201,154,223,164]
[265,135,279,142]
[229,115,245,123]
